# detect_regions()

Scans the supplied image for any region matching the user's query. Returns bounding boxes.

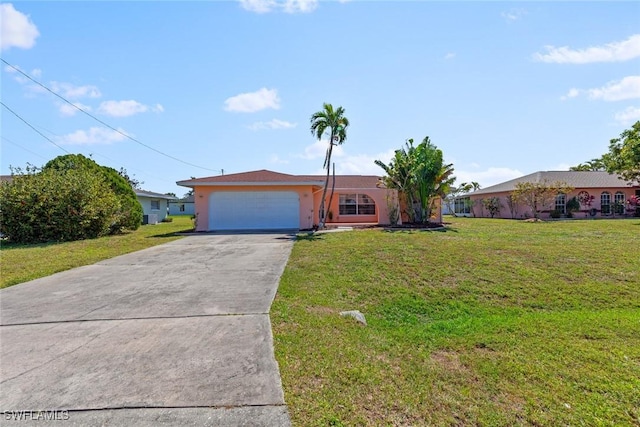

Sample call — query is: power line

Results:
[2,116,187,190]
[1,58,222,174]
[1,136,51,161]
[1,102,70,154]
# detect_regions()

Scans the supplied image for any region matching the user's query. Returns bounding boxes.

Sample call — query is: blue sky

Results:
[2,1,639,197]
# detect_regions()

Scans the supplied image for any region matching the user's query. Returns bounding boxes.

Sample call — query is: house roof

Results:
[471,171,638,196]
[177,169,383,189]
[134,190,178,200]
[169,195,195,203]
[0,175,14,183]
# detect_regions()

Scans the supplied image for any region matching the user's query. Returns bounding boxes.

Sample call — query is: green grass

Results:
[271,218,640,426]
[0,215,194,288]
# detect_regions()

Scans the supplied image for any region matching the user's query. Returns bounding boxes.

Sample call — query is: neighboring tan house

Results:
[458,171,639,219]
[135,190,177,224]
[168,195,195,216]
[176,169,405,231]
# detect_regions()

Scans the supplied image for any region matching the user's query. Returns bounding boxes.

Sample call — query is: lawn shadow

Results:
[295,232,326,241]
[382,225,458,234]
[147,229,194,239]
[0,240,59,251]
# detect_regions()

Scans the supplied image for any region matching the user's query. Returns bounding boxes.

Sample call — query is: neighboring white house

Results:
[135,190,177,224]
[168,195,195,216]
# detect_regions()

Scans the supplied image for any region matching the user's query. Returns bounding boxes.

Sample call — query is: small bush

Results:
[549,209,562,219]
[43,154,142,232]
[0,167,120,243]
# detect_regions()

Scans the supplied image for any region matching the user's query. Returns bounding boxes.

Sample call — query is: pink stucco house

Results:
[176,170,401,231]
[456,171,640,219]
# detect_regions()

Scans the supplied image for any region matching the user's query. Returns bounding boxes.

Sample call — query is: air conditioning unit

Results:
[143,214,158,225]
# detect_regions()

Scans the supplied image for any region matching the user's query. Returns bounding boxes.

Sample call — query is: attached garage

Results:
[209,191,300,231]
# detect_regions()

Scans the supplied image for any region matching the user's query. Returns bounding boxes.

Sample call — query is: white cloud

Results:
[239,0,317,13]
[98,100,150,117]
[300,139,345,160]
[283,0,317,14]
[248,119,297,130]
[444,52,456,60]
[58,102,92,117]
[561,76,640,102]
[614,106,640,125]
[269,154,289,165]
[57,127,128,145]
[152,103,164,113]
[533,34,640,64]
[224,87,280,113]
[553,163,574,171]
[454,167,523,189]
[239,0,276,13]
[561,88,581,100]
[0,3,39,51]
[50,81,101,99]
[588,76,640,101]
[501,8,527,22]
[335,149,396,175]
[3,64,39,85]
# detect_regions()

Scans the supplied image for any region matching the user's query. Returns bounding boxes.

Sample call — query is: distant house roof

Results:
[0,175,14,183]
[471,171,638,196]
[177,169,383,189]
[134,190,178,200]
[169,195,195,204]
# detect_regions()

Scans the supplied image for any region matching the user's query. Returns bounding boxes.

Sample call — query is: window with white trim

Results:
[339,194,376,215]
[151,200,160,211]
[600,192,611,215]
[555,194,566,213]
[454,197,471,215]
[614,192,625,214]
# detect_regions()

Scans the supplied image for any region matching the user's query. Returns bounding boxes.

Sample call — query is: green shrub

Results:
[42,154,142,232]
[549,209,562,219]
[0,166,120,243]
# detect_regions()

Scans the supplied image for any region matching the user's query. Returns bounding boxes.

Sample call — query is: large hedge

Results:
[42,154,142,232]
[0,155,143,243]
[0,167,121,243]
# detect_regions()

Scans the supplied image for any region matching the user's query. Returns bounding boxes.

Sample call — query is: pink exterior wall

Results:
[192,185,316,231]
[315,188,400,225]
[469,187,639,219]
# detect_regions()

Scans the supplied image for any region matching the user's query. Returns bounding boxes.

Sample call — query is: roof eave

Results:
[176,180,325,187]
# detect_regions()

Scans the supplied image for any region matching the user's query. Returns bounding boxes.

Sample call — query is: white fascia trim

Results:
[177,181,325,187]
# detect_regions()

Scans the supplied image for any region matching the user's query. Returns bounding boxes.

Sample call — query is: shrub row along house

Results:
[177,169,403,231]
[452,171,640,219]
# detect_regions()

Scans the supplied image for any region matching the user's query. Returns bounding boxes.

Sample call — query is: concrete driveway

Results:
[0,233,294,426]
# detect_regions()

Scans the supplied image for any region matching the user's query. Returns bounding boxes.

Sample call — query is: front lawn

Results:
[0,215,194,288]
[272,218,640,426]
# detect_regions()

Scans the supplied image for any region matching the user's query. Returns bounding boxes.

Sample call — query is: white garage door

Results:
[209,191,300,231]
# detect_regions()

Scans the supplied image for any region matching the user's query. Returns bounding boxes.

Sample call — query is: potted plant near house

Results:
[577,191,595,218]
[566,196,580,218]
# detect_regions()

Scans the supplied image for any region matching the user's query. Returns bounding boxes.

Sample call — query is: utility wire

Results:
[1,58,222,173]
[1,136,51,161]
[1,102,70,154]
[2,116,182,189]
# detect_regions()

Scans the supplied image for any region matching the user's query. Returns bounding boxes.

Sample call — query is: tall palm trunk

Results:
[318,134,335,229]
[325,163,337,225]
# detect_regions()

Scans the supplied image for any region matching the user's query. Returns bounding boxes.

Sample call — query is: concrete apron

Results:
[0,233,294,426]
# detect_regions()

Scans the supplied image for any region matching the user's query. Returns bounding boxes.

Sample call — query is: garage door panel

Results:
[209,191,299,231]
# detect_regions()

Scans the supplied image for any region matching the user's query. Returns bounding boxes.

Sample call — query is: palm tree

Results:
[375,141,418,222]
[376,137,451,224]
[310,103,349,229]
